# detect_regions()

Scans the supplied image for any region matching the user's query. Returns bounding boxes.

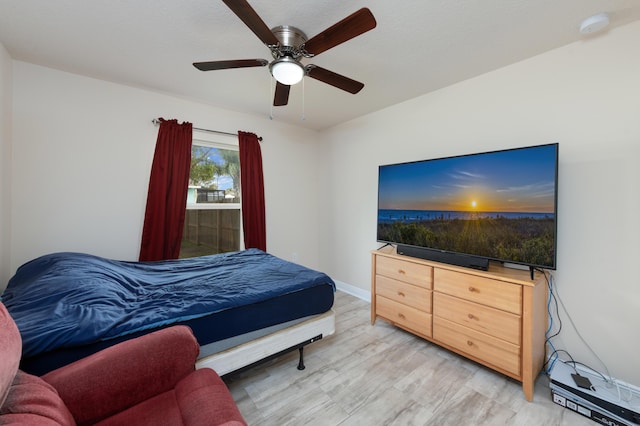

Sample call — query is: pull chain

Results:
[269,76,274,120]
[301,77,306,121]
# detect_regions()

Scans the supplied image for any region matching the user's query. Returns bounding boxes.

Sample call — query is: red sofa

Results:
[0,302,246,425]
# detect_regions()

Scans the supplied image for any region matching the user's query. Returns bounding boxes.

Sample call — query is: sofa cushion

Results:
[42,325,201,425]
[94,369,246,426]
[94,390,183,426]
[0,370,75,426]
[175,368,246,425]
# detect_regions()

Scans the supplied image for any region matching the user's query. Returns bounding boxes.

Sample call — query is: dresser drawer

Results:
[434,269,521,314]
[433,316,520,376]
[376,255,432,289]
[433,292,521,344]
[376,295,432,338]
[376,275,432,313]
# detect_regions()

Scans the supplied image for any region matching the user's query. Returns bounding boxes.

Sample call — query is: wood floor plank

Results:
[224,291,593,425]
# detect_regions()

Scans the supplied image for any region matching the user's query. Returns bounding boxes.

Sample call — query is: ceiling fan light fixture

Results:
[270,57,304,85]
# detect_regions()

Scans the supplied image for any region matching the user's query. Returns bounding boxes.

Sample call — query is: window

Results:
[179,137,242,258]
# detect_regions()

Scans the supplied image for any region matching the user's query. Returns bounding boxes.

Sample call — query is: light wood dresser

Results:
[371,248,547,401]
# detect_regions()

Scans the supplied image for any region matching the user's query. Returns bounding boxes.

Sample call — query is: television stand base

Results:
[396,245,489,271]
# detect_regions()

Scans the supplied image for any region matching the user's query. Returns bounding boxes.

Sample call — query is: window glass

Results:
[180,140,241,258]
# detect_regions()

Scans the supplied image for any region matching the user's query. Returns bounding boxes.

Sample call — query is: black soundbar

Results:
[396,245,489,271]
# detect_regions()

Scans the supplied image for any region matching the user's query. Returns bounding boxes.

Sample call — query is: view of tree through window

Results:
[180,143,241,258]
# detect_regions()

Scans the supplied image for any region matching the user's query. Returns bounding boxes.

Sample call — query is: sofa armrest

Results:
[42,325,199,425]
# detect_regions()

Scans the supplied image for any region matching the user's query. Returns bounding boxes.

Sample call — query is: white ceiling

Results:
[1,0,639,131]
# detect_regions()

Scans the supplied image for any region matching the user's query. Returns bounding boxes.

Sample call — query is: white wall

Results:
[0,43,11,289]
[8,62,324,283]
[320,21,640,386]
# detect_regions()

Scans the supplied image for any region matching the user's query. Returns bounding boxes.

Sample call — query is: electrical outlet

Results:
[291,252,298,262]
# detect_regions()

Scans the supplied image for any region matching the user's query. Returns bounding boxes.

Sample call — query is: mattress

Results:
[19,282,334,375]
[3,249,335,375]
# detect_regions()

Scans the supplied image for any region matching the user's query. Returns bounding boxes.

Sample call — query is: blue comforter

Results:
[2,249,335,358]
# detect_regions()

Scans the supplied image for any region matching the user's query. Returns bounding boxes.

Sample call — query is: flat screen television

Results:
[377,143,558,272]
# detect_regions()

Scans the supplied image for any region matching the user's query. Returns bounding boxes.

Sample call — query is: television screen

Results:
[377,143,558,270]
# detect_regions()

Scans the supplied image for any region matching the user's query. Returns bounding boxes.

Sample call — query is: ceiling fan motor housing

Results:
[270,26,308,60]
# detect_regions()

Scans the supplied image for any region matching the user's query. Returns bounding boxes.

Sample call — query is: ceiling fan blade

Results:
[303,8,376,56]
[273,82,291,106]
[222,0,279,46]
[193,59,268,71]
[305,65,364,94]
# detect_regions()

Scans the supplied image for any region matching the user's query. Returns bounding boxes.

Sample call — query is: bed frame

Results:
[196,309,335,376]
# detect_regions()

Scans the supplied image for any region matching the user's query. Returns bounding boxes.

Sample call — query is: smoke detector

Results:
[579,13,610,35]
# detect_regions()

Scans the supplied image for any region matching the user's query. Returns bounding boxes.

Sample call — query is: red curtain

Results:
[139,119,193,261]
[238,131,266,251]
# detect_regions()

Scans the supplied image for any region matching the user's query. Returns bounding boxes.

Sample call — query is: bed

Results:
[1,249,336,376]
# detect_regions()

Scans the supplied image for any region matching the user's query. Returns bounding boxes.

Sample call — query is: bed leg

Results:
[297,347,305,370]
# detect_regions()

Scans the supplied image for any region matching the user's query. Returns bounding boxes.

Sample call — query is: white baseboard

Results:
[334,280,371,303]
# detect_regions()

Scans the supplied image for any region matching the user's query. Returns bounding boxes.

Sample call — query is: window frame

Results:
[183,132,244,253]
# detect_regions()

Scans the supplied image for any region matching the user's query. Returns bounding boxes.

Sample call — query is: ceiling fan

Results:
[193,0,377,106]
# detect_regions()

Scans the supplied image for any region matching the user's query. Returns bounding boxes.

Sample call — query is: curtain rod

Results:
[151,119,262,141]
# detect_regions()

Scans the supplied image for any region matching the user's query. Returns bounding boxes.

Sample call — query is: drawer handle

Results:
[397,291,405,297]
[398,269,406,275]
[467,340,474,347]
[467,313,475,320]
[398,313,406,319]
[468,286,478,293]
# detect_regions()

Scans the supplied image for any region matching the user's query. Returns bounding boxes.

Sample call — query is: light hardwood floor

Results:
[224,291,592,425]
